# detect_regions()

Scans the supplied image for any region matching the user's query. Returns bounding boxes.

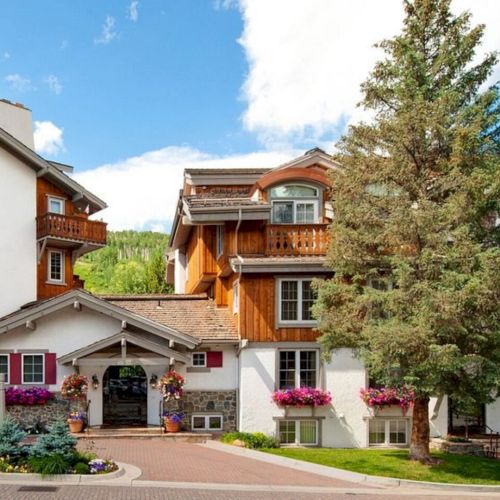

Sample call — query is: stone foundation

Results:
[431,438,485,456]
[7,395,87,433]
[164,390,237,433]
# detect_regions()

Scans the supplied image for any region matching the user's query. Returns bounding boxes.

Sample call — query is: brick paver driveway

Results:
[78,438,357,486]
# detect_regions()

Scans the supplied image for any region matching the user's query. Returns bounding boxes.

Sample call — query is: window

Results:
[192,352,207,367]
[278,278,317,324]
[0,355,8,383]
[22,354,44,384]
[216,226,225,258]
[279,350,318,389]
[369,419,408,446]
[279,420,318,446]
[191,414,223,431]
[47,250,64,283]
[232,281,239,314]
[270,184,319,224]
[47,196,65,215]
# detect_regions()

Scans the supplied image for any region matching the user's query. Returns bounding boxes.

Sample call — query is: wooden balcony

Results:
[37,213,107,246]
[265,224,329,257]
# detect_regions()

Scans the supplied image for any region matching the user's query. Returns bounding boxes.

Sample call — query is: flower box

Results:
[360,387,414,415]
[271,387,332,408]
[5,387,54,406]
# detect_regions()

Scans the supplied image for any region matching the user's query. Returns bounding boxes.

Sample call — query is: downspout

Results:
[235,208,244,431]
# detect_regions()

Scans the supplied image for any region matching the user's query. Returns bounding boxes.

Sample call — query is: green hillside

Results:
[74,230,171,295]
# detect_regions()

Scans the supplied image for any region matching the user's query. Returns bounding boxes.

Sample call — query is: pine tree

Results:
[315,0,500,463]
[30,420,77,459]
[0,416,26,457]
[145,250,169,293]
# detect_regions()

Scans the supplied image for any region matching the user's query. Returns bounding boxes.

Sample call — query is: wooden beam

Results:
[25,320,36,331]
[169,340,175,349]
[76,357,170,367]
[73,301,82,311]
[169,357,175,366]
[121,320,127,330]
[121,337,126,362]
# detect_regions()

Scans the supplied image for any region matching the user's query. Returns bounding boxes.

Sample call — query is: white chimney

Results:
[0,99,34,150]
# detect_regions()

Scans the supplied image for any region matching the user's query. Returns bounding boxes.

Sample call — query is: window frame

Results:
[191,414,223,431]
[0,354,9,384]
[277,349,319,390]
[232,281,239,314]
[269,183,321,225]
[216,225,225,259]
[368,418,409,447]
[277,277,317,326]
[22,353,45,385]
[47,249,65,284]
[191,352,207,368]
[278,419,319,446]
[47,196,65,215]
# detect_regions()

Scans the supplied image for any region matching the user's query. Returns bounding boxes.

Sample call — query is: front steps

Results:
[74,426,212,443]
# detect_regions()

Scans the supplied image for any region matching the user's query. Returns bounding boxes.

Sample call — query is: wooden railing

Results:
[265,224,329,256]
[37,213,107,245]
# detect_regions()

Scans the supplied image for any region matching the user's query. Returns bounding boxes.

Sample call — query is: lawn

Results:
[263,448,500,485]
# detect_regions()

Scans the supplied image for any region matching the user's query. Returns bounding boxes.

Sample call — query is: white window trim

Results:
[47,249,65,285]
[277,277,317,326]
[0,354,9,384]
[368,418,409,447]
[47,195,66,215]
[278,349,319,390]
[271,200,319,224]
[191,414,223,431]
[279,419,319,446]
[232,281,239,314]
[216,225,225,259]
[191,352,207,368]
[21,353,45,385]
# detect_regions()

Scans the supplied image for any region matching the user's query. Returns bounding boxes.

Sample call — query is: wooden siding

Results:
[185,226,217,293]
[239,275,320,342]
[37,178,75,216]
[37,249,73,299]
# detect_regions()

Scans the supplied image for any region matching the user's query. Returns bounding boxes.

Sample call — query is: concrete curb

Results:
[202,441,500,493]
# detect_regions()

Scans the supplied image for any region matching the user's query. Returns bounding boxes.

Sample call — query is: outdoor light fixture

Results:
[150,374,158,389]
[91,374,99,390]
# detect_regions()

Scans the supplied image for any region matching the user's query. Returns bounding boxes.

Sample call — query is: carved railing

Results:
[37,213,107,245]
[265,224,329,256]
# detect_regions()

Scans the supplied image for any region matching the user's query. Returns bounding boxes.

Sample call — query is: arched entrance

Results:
[103,365,147,426]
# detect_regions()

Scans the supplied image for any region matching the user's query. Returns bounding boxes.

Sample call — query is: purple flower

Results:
[5,387,54,406]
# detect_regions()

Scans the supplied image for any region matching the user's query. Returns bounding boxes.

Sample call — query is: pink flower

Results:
[271,387,332,407]
[360,386,414,414]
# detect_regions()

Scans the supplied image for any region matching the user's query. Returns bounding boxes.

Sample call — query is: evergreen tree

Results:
[315,0,500,463]
[0,416,26,457]
[145,250,169,293]
[30,420,77,459]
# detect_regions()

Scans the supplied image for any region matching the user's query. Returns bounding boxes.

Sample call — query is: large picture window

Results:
[278,278,316,324]
[270,184,319,224]
[278,350,318,389]
[22,354,44,384]
[279,420,318,446]
[369,419,409,446]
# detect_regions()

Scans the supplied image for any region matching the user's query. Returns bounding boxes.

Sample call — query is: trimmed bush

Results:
[0,416,27,457]
[221,431,279,449]
[30,420,77,459]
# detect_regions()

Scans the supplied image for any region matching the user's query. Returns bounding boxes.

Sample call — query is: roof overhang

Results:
[230,257,330,274]
[0,289,200,349]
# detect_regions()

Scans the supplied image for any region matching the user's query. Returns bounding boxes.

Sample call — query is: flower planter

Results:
[164,418,180,433]
[68,419,84,433]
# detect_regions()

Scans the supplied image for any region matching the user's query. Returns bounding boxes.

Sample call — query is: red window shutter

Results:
[44,353,57,385]
[9,353,21,384]
[206,351,223,368]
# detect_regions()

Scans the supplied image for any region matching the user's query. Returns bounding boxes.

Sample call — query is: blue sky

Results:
[0,1,498,231]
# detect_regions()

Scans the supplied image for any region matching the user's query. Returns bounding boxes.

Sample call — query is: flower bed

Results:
[360,387,414,414]
[271,387,332,407]
[6,388,54,406]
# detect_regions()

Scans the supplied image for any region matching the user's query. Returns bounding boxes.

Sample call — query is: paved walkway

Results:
[78,438,360,487]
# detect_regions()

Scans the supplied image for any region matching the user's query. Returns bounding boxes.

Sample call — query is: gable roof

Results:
[0,289,199,348]
[0,126,106,214]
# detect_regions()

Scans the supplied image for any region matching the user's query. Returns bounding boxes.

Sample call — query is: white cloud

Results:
[94,16,117,45]
[45,75,63,95]
[74,146,298,232]
[238,0,500,147]
[128,1,139,22]
[4,74,33,92]
[2,52,10,60]
[33,121,65,157]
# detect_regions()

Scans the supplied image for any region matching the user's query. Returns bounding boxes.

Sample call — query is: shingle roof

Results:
[104,295,239,341]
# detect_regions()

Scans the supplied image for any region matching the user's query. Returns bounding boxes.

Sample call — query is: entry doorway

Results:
[103,365,147,426]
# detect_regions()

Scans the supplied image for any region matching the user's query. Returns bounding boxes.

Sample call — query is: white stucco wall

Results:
[486,397,500,432]
[174,249,187,294]
[0,147,37,317]
[0,101,35,149]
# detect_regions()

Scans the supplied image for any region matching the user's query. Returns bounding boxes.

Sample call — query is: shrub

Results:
[30,420,77,459]
[0,416,26,457]
[28,454,70,475]
[70,450,96,465]
[73,462,90,475]
[221,431,279,449]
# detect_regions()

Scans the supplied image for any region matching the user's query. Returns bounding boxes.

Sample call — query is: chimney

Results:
[0,99,34,150]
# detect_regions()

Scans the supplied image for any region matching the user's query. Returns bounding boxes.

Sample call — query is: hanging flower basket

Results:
[271,387,332,408]
[158,371,185,401]
[61,373,89,401]
[360,386,415,415]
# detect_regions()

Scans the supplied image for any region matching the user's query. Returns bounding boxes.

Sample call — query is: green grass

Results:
[263,448,500,485]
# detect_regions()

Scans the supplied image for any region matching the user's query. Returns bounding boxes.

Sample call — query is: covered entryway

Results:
[103,365,147,426]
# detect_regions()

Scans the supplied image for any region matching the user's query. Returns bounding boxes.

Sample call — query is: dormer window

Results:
[270,184,319,224]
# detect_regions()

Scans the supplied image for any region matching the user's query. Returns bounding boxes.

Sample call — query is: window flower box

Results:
[360,387,415,415]
[5,387,54,406]
[271,387,332,408]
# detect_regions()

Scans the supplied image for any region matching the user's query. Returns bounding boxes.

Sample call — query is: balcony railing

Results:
[37,213,107,245]
[265,224,329,256]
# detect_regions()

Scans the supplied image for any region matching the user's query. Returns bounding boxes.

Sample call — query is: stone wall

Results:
[6,395,87,432]
[164,390,237,432]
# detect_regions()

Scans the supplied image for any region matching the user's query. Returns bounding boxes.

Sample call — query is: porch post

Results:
[0,373,5,422]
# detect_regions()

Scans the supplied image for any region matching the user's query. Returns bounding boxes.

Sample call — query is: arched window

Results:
[269,184,320,224]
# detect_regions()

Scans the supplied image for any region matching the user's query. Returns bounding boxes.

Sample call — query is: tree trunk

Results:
[409,395,435,463]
